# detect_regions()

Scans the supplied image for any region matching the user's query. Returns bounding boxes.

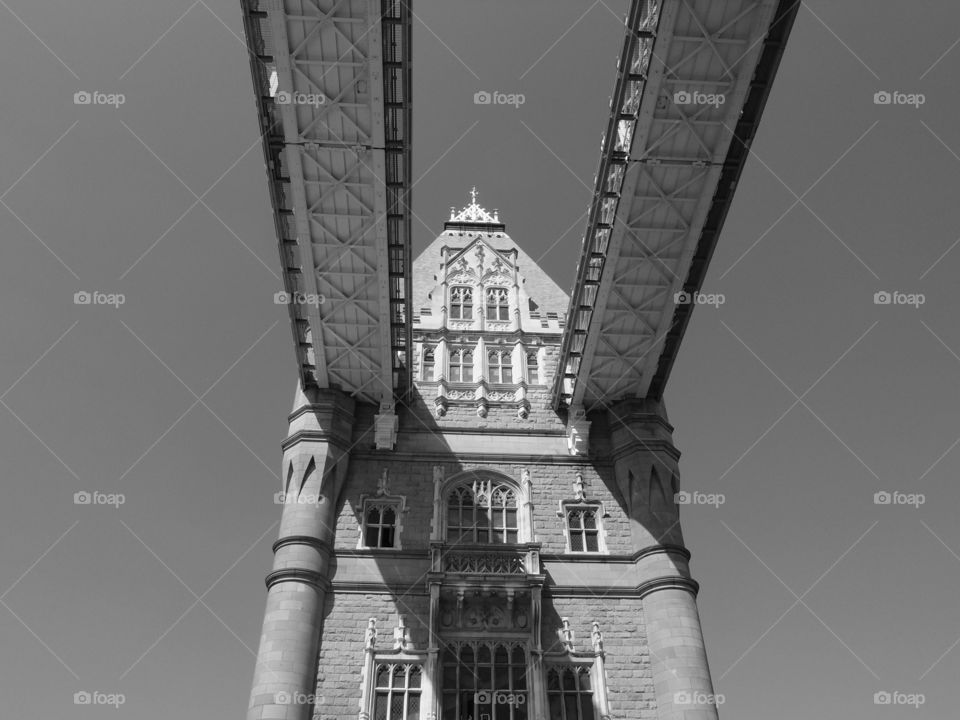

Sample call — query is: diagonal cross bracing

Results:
[241,0,412,404]
[552,0,800,412]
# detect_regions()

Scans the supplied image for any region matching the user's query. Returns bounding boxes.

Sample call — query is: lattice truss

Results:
[242,0,412,404]
[554,0,781,412]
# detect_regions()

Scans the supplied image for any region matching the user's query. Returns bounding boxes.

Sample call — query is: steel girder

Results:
[242,0,412,404]
[552,0,799,412]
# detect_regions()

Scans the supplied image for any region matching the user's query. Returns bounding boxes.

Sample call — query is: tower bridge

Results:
[239,2,799,719]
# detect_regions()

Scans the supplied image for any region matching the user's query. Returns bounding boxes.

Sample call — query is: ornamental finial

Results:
[558,617,575,652]
[591,621,604,653]
[573,472,585,501]
[448,187,501,225]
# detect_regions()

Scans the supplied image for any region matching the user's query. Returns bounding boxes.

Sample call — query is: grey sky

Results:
[0,1,958,718]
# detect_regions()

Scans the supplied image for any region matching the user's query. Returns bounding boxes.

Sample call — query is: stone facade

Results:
[246,197,719,720]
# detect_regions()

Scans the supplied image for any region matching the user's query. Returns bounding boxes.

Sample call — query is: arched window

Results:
[447,480,519,544]
[526,352,539,385]
[449,347,473,383]
[546,666,594,720]
[374,663,422,720]
[486,287,510,321]
[442,642,528,720]
[488,348,513,384]
[422,346,435,381]
[566,508,600,552]
[364,504,397,548]
[450,286,473,320]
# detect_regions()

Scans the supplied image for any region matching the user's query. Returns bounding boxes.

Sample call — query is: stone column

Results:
[609,398,719,720]
[246,383,355,720]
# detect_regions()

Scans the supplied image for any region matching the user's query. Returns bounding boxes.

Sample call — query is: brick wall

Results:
[314,591,430,720]
[315,406,665,719]
[543,596,658,720]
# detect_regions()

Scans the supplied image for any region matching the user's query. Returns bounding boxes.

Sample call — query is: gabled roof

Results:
[412,230,569,317]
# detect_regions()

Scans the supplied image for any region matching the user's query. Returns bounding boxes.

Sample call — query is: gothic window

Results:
[486,287,510,321]
[422,346,435,382]
[449,347,474,383]
[488,349,513,384]
[450,286,473,320]
[447,481,519,544]
[363,502,399,548]
[526,352,539,385]
[441,642,528,720]
[374,663,422,720]
[546,666,595,720]
[565,505,604,553]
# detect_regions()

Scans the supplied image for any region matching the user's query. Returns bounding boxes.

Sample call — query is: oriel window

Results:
[449,347,474,383]
[488,349,513,384]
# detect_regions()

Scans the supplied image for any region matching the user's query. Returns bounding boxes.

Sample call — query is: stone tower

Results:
[246,191,720,720]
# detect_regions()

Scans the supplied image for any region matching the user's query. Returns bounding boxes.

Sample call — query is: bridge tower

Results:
[246,192,719,720]
[240,1,800,716]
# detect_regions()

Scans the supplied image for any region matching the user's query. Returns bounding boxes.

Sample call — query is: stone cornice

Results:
[265,567,332,592]
[272,535,334,557]
[281,428,356,453]
[539,543,690,564]
[635,575,700,598]
[608,437,681,463]
[287,390,357,423]
[606,399,674,432]
[351,450,595,465]
[414,329,563,343]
